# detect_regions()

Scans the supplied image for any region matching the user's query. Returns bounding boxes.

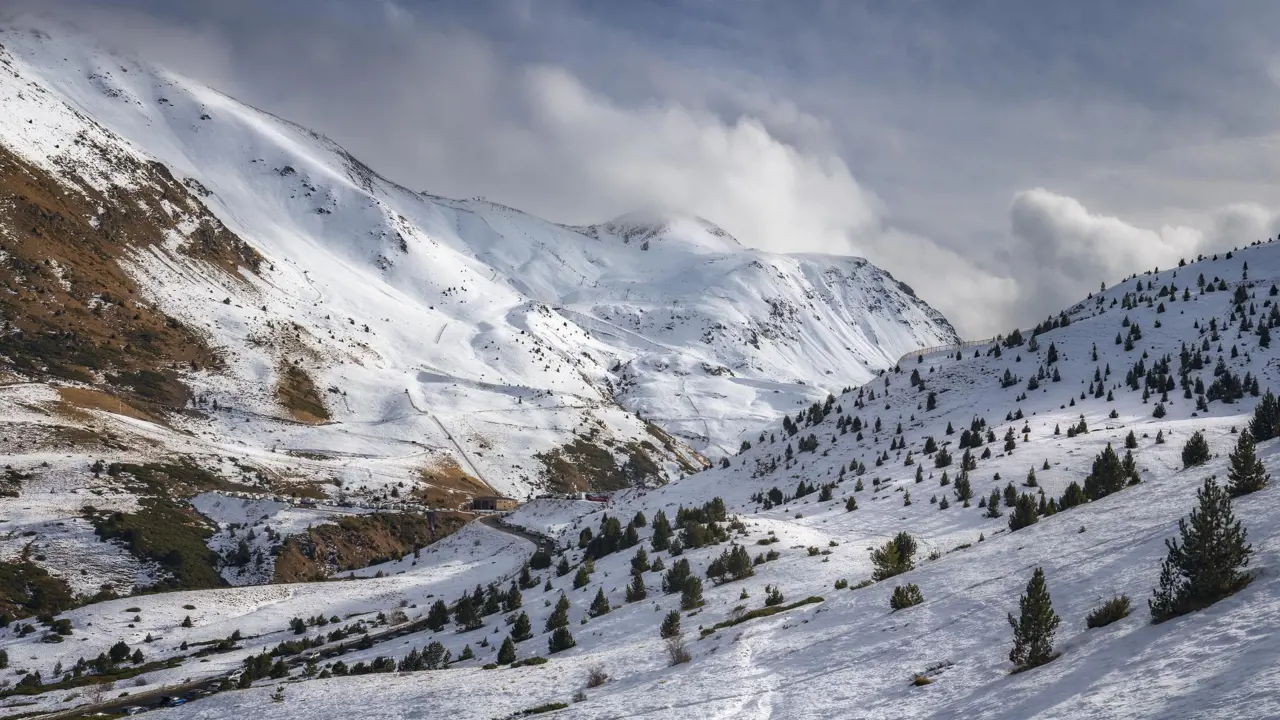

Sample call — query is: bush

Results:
[665,636,691,666]
[586,665,610,688]
[890,584,924,611]
[1085,595,1131,628]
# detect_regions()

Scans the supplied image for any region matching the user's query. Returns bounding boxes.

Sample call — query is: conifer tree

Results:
[680,577,705,610]
[650,510,672,552]
[985,489,1002,518]
[1003,482,1018,508]
[1008,493,1039,532]
[573,565,591,590]
[1181,431,1211,468]
[1227,429,1270,496]
[625,572,647,602]
[1125,430,1138,449]
[631,547,650,574]
[556,556,571,578]
[660,610,681,639]
[548,626,576,654]
[662,559,692,594]
[1150,479,1253,622]
[1059,481,1087,510]
[871,532,917,581]
[504,582,522,612]
[1083,443,1134,500]
[544,594,570,632]
[589,588,611,617]
[425,600,449,632]
[1008,567,1060,671]
[511,612,532,642]
[890,584,924,610]
[497,636,517,664]
[453,593,481,630]
[1249,390,1280,441]
[954,471,973,502]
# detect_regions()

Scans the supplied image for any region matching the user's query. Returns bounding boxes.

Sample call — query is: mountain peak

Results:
[577,209,744,254]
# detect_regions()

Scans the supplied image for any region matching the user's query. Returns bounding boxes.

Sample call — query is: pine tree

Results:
[1149,478,1253,622]
[511,612,532,642]
[556,557,571,577]
[650,510,672,551]
[544,594,570,632]
[1227,429,1270,496]
[1059,481,1087,510]
[588,588,611,617]
[1008,493,1039,532]
[631,547,650,574]
[497,636,516,664]
[504,582,522,612]
[871,532,917,581]
[1249,390,1280,441]
[890,584,924,610]
[453,594,481,630]
[681,577,705,610]
[426,600,449,632]
[1008,567,1060,671]
[985,489,1002,518]
[659,609,681,639]
[548,626,576,654]
[1083,443,1133,500]
[625,571,647,602]
[1181,431,1211,468]
[1003,482,1018,508]
[953,471,972,502]
[573,565,591,590]
[1125,430,1138,449]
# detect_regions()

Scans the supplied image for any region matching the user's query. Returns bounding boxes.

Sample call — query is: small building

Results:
[472,495,518,511]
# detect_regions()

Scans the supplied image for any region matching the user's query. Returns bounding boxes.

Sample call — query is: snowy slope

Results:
[0,18,956,515]
[6,233,1280,718]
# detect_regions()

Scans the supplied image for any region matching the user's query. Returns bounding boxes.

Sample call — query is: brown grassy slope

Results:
[272,512,472,582]
[0,142,261,409]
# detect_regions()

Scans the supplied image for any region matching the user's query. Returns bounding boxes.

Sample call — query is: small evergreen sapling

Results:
[1181,431,1211,468]
[1149,479,1253,623]
[890,584,924,611]
[1227,429,1270,496]
[659,610,681,639]
[1008,567,1060,672]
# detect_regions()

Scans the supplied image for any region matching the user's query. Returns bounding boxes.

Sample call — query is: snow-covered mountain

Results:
[0,20,955,507]
[7,219,1280,719]
[14,18,1280,720]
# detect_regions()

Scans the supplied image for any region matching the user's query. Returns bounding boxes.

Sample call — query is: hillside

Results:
[0,20,956,601]
[3,201,1279,717]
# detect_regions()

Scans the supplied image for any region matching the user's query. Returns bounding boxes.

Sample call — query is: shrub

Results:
[586,665,610,688]
[665,635,692,665]
[890,584,924,611]
[1085,595,1131,628]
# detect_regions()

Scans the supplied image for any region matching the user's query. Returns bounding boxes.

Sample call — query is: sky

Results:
[8,0,1280,336]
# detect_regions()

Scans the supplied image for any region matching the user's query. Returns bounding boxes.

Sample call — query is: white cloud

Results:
[1006,189,1274,320]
